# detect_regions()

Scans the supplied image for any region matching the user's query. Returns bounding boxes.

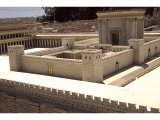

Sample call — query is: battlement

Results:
[0,78,159,113]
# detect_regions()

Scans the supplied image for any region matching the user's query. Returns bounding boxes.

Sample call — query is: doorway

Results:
[112,33,119,45]
[48,66,54,75]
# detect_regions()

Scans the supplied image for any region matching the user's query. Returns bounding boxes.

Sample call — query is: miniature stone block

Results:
[64,91,70,96]
[57,90,64,96]
[102,98,110,105]
[79,93,85,99]
[119,102,127,109]
[86,95,93,101]
[139,105,147,112]
[110,100,118,107]
[128,103,136,108]
[50,88,57,93]
[71,92,78,99]
[94,96,101,102]
[150,107,159,113]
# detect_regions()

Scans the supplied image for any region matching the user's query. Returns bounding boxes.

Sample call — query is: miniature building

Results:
[6,9,160,83]
[1,9,160,113]
[97,9,145,45]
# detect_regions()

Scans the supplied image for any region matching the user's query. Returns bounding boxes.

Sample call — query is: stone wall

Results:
[144,38,160,60]
[21,55,82,80]
[103,49,134,77]
[0,79,159,113]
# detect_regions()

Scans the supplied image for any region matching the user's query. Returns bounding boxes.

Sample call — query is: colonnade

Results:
[0,32,32,40]
[0,39,62,54]
[36,39,61,48]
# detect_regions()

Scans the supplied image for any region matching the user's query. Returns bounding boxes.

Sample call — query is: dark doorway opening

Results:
[112,33,119,45]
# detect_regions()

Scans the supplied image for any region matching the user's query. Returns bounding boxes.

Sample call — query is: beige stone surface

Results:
[1,49,160,108]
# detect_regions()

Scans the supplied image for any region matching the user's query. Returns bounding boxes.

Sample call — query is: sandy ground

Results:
[1,48,160,109]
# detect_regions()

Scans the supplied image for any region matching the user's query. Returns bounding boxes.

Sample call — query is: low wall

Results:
[144,38,160,60]
[108,55,160,87]
[0,79,159,113]
[103,49,134,77]
[21,55,82,80]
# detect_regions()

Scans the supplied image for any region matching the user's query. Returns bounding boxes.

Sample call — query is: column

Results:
[24,41,26,48]
[29,40,31,48]
[98,19,102,44]
[4,43,7,53]
[32,40,34,47]
[58,40,60,46]
[1,44,3,53]
[43,40,45,47]
[27,40,31,48]
[141,19,144,38]
[37,39,39,47]
[45,40,47,47]
[39,40,40,47]
[50,40,52,47]
[52,40,54,47]
[27,40,29,48]
[101,19,107,44]
[41,40,43,47]
[60,40,62,46]
[46,40,48,47]
[44,40,46,47]
[3,43,5,53]
[31,40,33,48]
[55,40,57,47]
[47,40,49,47]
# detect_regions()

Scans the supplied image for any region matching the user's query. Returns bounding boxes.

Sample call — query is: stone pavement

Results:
[1,48,160,109]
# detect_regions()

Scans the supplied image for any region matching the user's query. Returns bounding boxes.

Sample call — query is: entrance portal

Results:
[112,33,119,45]
[48,66,53,75]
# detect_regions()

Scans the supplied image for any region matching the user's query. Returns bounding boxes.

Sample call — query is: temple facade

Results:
[97,9,145,45]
